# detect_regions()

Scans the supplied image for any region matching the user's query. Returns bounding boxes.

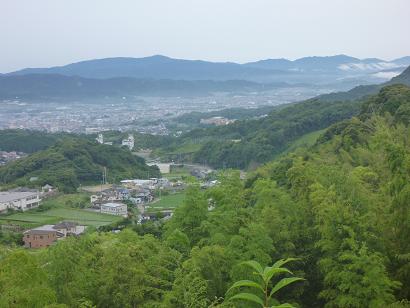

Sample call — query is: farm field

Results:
[146,192,186,212]
[0,194,122,228]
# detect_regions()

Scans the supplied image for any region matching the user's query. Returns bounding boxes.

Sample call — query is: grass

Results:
[164,142,202,155]
[146,192,186,212]
[163,165,191,180]
[0,194,122,228]
[285,129,326,154]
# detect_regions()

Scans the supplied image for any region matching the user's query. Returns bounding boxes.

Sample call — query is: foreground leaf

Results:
[228,292,264,307]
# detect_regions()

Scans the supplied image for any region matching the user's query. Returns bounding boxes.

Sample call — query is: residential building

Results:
[100,202,128,217]
[121,134,134,150]
[0,191,41,213]
[23,225,57,249]
[23,221,86,249]
[52,221,86,236]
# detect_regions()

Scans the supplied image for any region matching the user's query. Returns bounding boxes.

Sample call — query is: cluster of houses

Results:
[0,150,26,166]
[23,221,86,249]
[88,177,179,221]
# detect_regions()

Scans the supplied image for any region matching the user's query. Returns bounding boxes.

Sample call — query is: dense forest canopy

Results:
[1,84,410,307]
[0,129,68,153]
[0,138,160,192]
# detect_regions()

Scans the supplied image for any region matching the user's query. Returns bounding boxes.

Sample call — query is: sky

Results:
[1,0,409,73]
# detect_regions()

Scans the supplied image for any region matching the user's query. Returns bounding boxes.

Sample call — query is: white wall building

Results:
[0,191,41,213]
[121,134,134,150]
[96,133,104,144]
[100,202,128,217]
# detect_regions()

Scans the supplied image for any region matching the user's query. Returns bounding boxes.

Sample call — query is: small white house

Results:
[100,202,128,217]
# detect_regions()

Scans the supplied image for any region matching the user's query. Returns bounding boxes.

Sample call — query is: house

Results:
[100,202,128,217]
[23,221,86,249]
[23,225,58,249]
[41,184,54,193]
[0,191,41,213]
[52,221,86,236]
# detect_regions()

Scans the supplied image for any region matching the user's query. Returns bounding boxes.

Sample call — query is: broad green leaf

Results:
[228,292,264,307]
[262,267,292,284]
[269,277,304,297]
[272,258,299,269]
[241,260,264,275]
[271,303,296,308]
[226,280,264,293]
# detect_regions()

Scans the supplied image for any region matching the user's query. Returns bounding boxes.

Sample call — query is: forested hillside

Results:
[158,66,410,169]
[0,138,159,192]
[160,98,361,168]
[1,84,409,307]
[0,129,65,153]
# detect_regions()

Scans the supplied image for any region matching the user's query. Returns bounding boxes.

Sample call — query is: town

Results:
[0,161,216,249]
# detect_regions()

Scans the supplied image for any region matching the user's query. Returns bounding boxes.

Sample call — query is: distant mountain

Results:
[8,55,283,81]
[317,64,410,102]
[0,74,292,100]
[7,55,410,86]
[392,56,410,66]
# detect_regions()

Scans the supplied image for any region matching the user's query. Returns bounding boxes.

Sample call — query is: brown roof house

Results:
[23,221,86,249]
[23,225,59,249]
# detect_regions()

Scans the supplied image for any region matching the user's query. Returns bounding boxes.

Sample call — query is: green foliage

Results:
[226,259,303,308]
[187,98,361,169]
[0,137,160,192]
[1,84,410,307]
[0,129,65,153]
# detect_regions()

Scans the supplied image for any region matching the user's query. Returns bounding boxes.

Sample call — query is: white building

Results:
[0,191,41,213]
[100,202,128,217]
[96,133,104,144]
[121,134,135,151]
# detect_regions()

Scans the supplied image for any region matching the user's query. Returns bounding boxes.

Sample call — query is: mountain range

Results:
[6,54,410,83]
[1,55,409,101]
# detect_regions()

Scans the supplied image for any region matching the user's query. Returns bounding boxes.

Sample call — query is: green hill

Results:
[0,129,66,153]
[0,138,160,192]
[159,66,410,169]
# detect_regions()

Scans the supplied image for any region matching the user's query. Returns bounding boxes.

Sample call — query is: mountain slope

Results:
[7,55,409,85]
[8,55,280,81]
[317,64,410,102]
[0,138,160,192]
[160,66,410,168]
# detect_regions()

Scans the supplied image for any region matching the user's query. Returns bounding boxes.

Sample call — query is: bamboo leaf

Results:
[226,280,264,293]
[228,292,264,307]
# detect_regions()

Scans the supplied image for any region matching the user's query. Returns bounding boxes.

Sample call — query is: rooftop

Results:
[102,202,126,208]
[24,225,56,234]
[53,221,78,229]
[0,191,39,203]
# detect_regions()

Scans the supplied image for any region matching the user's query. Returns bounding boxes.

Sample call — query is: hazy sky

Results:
[1,0,409,72]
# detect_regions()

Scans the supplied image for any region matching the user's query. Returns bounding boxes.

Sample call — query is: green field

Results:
[0,194,122,228]
[164,165,191,180]
[146,192,186,212]
[285,129,326,154]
